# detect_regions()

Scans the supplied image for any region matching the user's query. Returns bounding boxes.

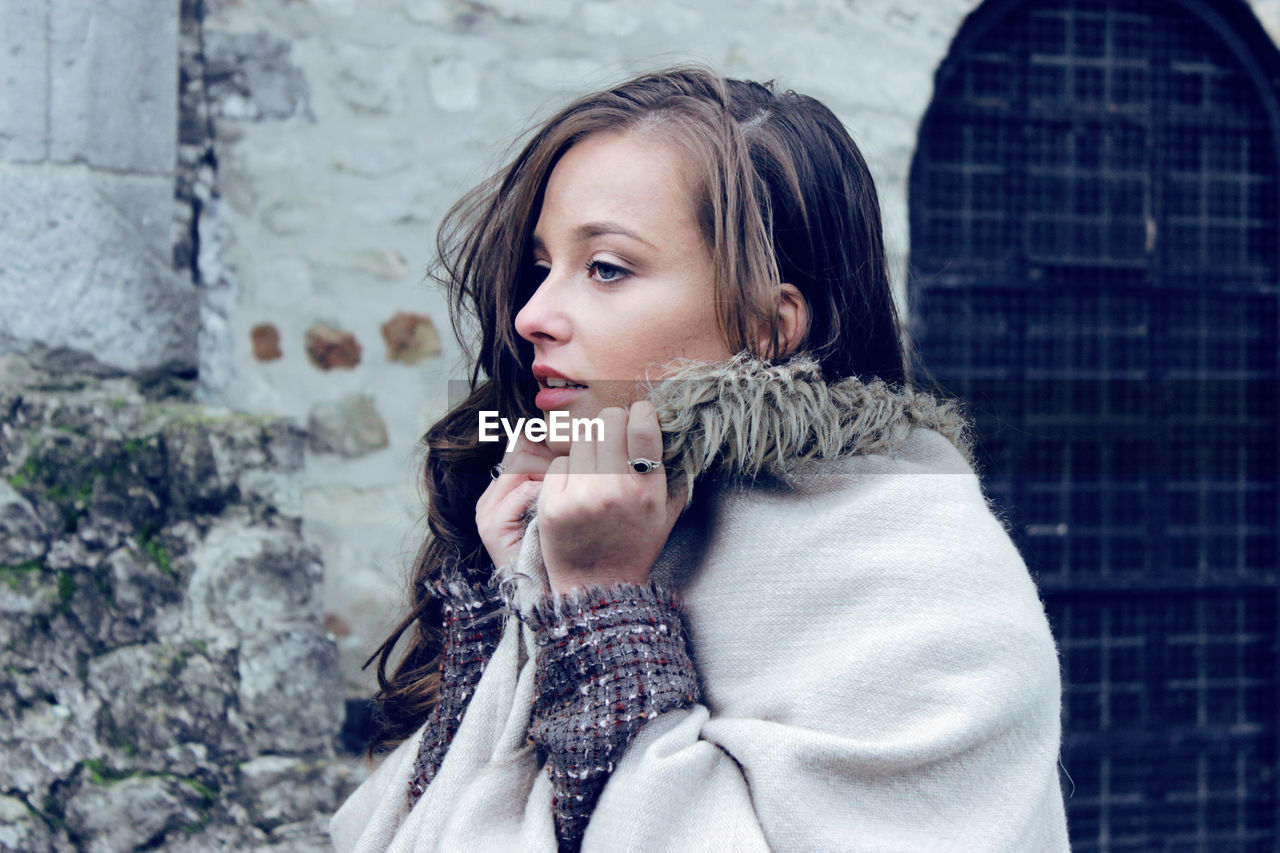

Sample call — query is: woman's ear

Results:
[758,283,809,359]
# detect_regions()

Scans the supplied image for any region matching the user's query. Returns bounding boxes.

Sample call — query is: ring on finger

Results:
[627,457,662,475]
[490,464,505,480]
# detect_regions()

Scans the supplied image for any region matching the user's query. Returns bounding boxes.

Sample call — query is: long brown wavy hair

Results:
[365,63,908,753]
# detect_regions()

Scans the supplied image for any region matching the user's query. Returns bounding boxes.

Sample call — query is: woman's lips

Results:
[535,385,587,410]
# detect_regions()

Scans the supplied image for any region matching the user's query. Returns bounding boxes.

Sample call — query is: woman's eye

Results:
[586,260,627,284]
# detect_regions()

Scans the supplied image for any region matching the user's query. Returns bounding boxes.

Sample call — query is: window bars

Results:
[909,1,1280,850]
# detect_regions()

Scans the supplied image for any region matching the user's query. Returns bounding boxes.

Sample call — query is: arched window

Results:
[909,0,1280,848]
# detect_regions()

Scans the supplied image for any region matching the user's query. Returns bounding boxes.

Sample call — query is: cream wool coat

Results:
[331,354,1071,852]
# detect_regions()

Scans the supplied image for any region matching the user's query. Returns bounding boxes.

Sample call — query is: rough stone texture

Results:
[0,792,55,851]
[381,312,442,365]
[48,0,179,175]
[239,628,345,753]
[204,31,311,122]
[239,755,361,832]
[0,167,198,377]
[0,362,365,851]
[0,2,49,164]
[333,248,408,281]
[307,394,390,458]
[304,324,362,370]
[0,480,50,564]
[64,776,210,853]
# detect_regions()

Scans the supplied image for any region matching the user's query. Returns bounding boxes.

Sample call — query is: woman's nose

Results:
[514,271,571,344]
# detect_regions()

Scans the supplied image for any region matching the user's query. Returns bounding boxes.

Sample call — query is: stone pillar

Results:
[0,0,197,378]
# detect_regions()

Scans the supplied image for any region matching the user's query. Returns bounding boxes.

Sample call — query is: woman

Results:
[332,65,1070,852]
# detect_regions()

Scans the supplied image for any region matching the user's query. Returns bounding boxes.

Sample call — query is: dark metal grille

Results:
[908,1,1280,850]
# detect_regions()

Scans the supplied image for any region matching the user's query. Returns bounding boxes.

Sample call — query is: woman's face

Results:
[515,130,733,448]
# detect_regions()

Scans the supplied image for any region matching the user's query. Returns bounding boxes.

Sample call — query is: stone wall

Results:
[0,358,361,851]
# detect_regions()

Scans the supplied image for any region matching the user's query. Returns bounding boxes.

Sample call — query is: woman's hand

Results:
[475,433,559,570]
[537,400,685,593]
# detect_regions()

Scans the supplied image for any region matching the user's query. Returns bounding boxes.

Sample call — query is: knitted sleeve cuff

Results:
[526,581,701,851]
[406,574,507,809]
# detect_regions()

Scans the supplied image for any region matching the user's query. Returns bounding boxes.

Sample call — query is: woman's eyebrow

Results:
[531,221,657,250]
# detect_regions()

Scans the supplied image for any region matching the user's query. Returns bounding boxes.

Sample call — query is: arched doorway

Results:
[909,1,1280,848]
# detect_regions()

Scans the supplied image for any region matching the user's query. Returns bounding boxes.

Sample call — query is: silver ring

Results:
[627,457,662,475]
[489,464,505,480]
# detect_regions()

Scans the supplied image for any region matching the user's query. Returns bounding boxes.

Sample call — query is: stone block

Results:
[87,642,245,757]
[330,44,405,114]
[238,755,365,832]
[239,627,344,754]
[183,520,323,637]
[251,323,283,361]
[333,248,408,281]
[0,682,102,803]
[98,543,184,647]
[0,793,58,850]
[0,167,198,376]
[0,2,49,163]
[305,324,361,370]
[307,393,389,458]
[261,195,328,234]
[204,30,309,121]
[161,413,305,519]
[381,312,441,364]
[428,57,480,112]
[49,0,178,174]
[0,480,50,564]
[65,775,209,853]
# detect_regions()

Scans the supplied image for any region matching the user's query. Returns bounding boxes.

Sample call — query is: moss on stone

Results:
[105,728,138,756]
[0,560,42,589]
[138,534,174,576]
[95,575,115,608]
[56,570,76,604]
[8,456,39,489]
[146,403,277,428]
[180,777,219,803]
[37,794,67,831]
[81,759,137,787]
[178,813,213,836]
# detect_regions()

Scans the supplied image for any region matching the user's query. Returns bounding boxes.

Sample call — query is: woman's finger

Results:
[543,454,570,497]
[505,431,560,466]
[485,433,555,500]
[566,415,599,477]
[493,450,547,483]
[495,478,543,519]
[625,400,664,479]
[594,407,630,475]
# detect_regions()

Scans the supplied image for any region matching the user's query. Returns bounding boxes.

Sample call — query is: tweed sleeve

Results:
[525,581,701,853]
[405,576,507,810]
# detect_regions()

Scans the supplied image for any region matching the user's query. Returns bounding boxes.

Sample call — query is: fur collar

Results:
[645,351,972,501]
